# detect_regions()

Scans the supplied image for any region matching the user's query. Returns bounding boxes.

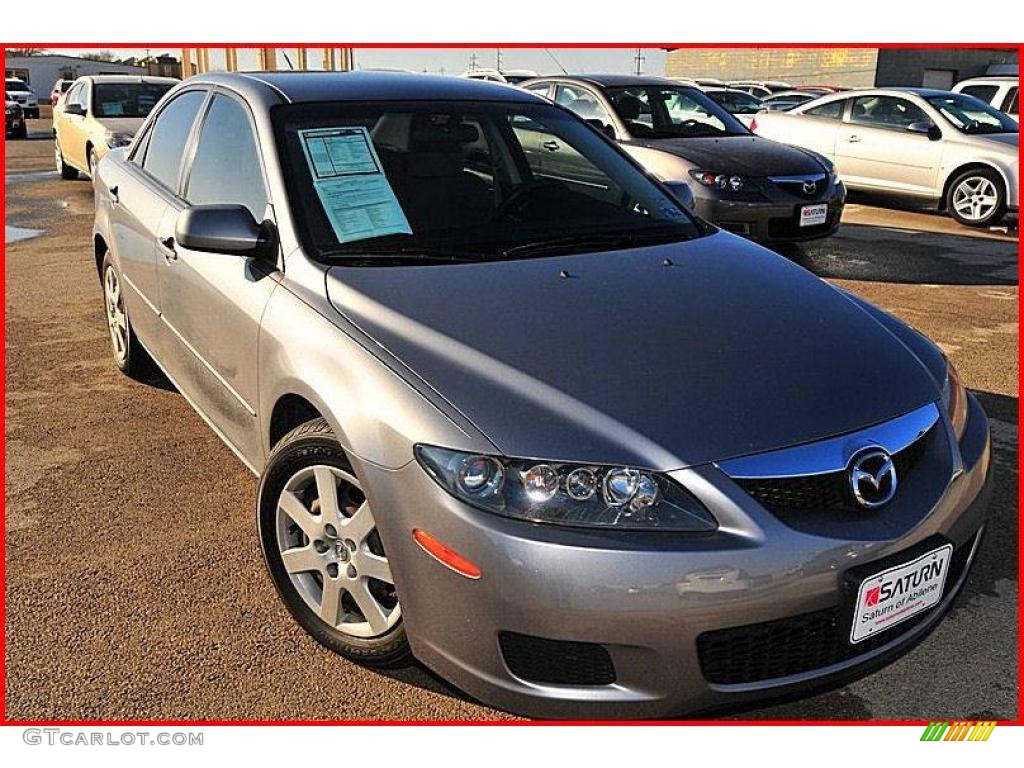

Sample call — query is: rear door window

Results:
[1002,86,1018,114]
[959,84,999,105]
[142,90,207,192]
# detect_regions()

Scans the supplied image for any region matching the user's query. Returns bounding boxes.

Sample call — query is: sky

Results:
[42,47,668,76]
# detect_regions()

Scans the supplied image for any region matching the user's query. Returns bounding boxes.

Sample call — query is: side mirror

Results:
[663,180,696,211]
[907,121,942,140]
[175,204,268,256]
[585,118,616,140]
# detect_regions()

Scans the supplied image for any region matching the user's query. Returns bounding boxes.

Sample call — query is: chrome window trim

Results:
[717,402,940,480]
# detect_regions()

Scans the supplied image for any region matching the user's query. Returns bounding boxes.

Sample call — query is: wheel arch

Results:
[939,161,1009,211]
[93,233,109,280]
[268,393,324,450]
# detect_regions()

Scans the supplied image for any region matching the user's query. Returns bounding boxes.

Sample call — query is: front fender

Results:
[257,284,496,473]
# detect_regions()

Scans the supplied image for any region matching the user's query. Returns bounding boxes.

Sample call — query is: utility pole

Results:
[496,48,503,71]
[634,48,645,75]
[469,52,479,70]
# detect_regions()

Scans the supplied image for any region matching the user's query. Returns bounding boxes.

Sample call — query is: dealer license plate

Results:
[849,544,952,644]
[799,203,828,227]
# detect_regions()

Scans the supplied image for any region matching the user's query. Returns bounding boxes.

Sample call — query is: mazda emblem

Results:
[849,448,897,509]
[802,180,818,195]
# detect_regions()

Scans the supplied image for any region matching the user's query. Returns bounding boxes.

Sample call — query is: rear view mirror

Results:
[175,204,268,256]
[663,180,696,211]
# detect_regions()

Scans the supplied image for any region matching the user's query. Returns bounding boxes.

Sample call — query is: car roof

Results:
[527,73,684,89]
[188,71,545,104]
[958,75,1018,83]
[77,75,180,85]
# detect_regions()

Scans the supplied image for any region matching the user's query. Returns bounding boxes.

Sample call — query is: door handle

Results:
[159,236,177,261]
[108,185,119,204]
[542,140,560,151]
[845,134,861,143]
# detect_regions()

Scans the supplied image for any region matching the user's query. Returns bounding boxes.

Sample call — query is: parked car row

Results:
[4,77,40,118]
[89,70,991,719]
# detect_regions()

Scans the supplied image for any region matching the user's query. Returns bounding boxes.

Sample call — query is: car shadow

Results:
[773,222,1018,286]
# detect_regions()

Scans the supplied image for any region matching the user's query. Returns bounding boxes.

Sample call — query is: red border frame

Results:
[1,42,1021,728]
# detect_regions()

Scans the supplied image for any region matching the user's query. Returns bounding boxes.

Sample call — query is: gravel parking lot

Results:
[4,119,1019,721]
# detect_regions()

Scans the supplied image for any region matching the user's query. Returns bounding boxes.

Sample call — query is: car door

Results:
[836,95,943,194]
[547,84,617,190]
[57,82,88,170]
[155,90,279,465]
[107,89,208,349]
[787,98,846,161]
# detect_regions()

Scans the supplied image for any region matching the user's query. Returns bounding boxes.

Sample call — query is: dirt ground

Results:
[4,120,1019,721]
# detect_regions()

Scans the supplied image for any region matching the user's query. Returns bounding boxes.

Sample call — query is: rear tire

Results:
[947,168,1006,227]
[258,418,411,668]
[14,123,27,139]
[101,254,152,379]
[55,136,78,180]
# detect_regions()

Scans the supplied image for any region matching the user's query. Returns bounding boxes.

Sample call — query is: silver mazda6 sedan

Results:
[92,72,991,719]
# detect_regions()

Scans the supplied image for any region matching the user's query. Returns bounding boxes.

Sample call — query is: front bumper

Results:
[359,394,990,719]
[693,181,846,243]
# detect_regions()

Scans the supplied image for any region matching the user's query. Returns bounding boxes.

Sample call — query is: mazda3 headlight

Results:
[415,445,718,532]
[689,169,745,192]
[941,358,968,440]
[105,130,133,148]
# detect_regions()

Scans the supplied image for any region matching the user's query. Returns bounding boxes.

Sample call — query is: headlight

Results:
[689,170,745,191]
[105,131,133,148]
[415,445,718,532]
[941,358,968,440]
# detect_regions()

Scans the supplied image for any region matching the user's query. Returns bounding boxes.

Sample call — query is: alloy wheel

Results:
[952,176,999,223]
[275,465,400,638]
[103,265,129,364]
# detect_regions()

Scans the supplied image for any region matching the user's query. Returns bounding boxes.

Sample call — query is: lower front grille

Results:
[499,631,616,686]
[696,534,974,685]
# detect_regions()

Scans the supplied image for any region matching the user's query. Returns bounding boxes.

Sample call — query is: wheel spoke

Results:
[347,579,389,634]
[319,578,343,627]
[359,552,394,584]
[340,502,376,544]
[313,467,341,521]
[281,544,322,575]
[278,490,322,541]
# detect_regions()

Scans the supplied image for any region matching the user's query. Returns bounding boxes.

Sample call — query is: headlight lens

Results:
[415,445,718,532]
[105,131,133,148]
[941,358,968,440]
[689,169,744,191]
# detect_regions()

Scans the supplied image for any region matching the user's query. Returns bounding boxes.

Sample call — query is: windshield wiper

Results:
[502,230,683,260]
[324,245,487,266]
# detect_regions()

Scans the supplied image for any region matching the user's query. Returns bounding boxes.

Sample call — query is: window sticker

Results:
[101,102,125,116]
[297,126,412,244]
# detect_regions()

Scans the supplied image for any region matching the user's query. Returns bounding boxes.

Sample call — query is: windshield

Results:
[604,85,749,138]
[92,82,173,118]
[926,92,1018,134]
[6,80,31,92]
[706,90,764,114]
[273,100,705,262]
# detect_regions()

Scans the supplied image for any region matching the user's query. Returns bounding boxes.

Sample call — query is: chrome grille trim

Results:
[717,402,940,480]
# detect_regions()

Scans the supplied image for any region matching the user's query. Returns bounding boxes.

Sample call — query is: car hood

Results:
[625,134,825,176]
[325,233,939,470]
[970,131,1019,151]
[94,116,145,135]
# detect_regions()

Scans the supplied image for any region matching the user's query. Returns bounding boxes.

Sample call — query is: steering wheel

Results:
[493,179,564,222]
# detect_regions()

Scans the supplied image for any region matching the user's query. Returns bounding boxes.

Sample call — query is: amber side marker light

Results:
[412,529,482,579]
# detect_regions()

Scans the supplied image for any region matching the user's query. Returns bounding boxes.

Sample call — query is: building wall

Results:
[664,48,879,87]
[5,55,146,92]
[874,48,1018,88]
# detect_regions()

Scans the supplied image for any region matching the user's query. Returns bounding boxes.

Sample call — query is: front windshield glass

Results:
[706,90,764,114]
[273,100,705,262]
[93,82,173,118]
[603,85,749,138]
[926,93,1018,134]
[6,80,31,92]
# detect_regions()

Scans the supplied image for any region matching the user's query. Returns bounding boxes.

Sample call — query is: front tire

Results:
[258,418,410,667]
[55,136,78,180]
[947,168,1006,227]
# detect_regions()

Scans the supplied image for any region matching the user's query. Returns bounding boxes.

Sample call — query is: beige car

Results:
[53,75,177,180]
[752,87,1019,227]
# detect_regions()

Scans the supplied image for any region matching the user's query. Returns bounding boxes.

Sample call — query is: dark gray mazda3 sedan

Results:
[91,71,991,719]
